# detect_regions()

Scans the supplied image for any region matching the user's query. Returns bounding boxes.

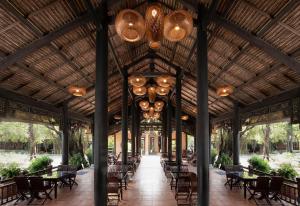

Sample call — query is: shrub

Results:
[69,153,88,170]
[28,156,53,173]
[0,163,21,179]
[210,148,217,165]
[248,156,271,173]
[215,153,233,169]
[277,163,298,180]
[85,148,93,164]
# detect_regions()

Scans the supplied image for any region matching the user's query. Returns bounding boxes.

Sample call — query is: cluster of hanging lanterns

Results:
[130,74,174,100]
[140,100,164,120]
[115,4,193,49]
[216,85,233,97]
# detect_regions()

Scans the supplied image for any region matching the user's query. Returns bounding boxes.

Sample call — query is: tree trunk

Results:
[263,124,270,161]
[287,123,293,153]
[28,123,36,160]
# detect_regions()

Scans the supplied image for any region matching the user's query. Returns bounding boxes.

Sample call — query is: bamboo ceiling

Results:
[0,0,299,119]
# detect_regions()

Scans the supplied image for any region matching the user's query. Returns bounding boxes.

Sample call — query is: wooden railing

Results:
[0,166,58,205]
[243,166,299,205]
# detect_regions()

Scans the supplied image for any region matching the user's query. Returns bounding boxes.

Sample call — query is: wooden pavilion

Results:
[0,0,299,205]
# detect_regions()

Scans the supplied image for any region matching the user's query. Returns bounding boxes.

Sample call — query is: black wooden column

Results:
[136,107,140,155]
[62,101,69,165]
[91,117,95,164]
[122,69,128,164]
[131,101,136,157]
[162,108,168,153]
[233,102,240,165]
[176,70,182,165]
[167,96,172,161]
[94,2,108,205]
[196,5,209,206]
[209,115,212,164]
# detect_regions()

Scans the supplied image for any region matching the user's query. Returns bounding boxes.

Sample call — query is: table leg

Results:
[120,180,123,199]
[55,181,58,199]
[244,181,247,199]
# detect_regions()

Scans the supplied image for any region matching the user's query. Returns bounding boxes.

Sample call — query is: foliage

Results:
[0,122,28,143]
[248,156,271,173]
[69,153,88,170]
[214,153,232,169]
[0,163,21,179]
[85,147,93,164]
[210,148,217,164]
[277,163,298,180]
[28,156,53,173]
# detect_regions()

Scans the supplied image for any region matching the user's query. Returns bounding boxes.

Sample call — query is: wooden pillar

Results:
[94,2,108,205]
[62,101,69,165]
[176,70,182,165]
[122,69,128,165]
[162,108,168,153]
[91,117,95,164]
[196,5,209,206]
[209,115,212,164]
[167,97,172,161]
[131,101,136,156]
[233,102,240,165]
[136,107,141,155]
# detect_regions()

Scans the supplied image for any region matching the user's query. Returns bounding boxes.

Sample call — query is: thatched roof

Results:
[0,0,299,120]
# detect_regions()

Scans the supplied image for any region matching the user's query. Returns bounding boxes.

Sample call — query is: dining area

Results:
[224,165,295,205]
[2,165,79,205]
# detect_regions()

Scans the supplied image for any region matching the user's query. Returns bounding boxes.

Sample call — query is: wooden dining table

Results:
[42,171,76,199]
[231,171,258,199]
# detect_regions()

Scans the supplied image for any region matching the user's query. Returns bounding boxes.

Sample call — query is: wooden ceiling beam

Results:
[0,1,92,70]
[212,15,300,74]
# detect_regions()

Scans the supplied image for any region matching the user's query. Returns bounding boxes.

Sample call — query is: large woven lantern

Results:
[133,86,147,96]
[148,86,156,103]
[155,75,175,87]
[68,86,86,97]
[156,86,170,96]
[115,9,146,42]
[129,75,147,87]
[139,100,150,111]
[145,3,164,49]
[164,10,193,42]
[217,85,233,97]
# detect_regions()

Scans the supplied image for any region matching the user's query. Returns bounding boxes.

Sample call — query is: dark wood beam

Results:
[212,87,300,124]
[0,87,90,122]
[212,15,300,74]
[0,2,92,70]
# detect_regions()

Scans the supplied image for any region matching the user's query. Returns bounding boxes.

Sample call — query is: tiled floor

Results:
[9,155,282,206]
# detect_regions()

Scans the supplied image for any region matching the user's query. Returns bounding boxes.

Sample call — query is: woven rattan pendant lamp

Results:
[145,3,164,49]
[115,9,146,42]
[163,10,193,42]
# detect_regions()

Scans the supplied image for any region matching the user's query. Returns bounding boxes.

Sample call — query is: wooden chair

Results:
[28,176,54,205]
[269,176,284,204]
[175,176,190,201]
[248,176,271,205]
[14,176,30,205]
[107,176,121,202]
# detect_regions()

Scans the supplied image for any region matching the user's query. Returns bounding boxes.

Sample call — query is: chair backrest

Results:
[29,176,45,192]
[232,165,243,172]
[107,176,119,183]
[14,176,30,192]
[58,165,69,171]
[270,176,284,192]
[256,176,270,191]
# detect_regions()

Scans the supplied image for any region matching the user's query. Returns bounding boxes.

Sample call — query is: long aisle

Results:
[120,155,177,206]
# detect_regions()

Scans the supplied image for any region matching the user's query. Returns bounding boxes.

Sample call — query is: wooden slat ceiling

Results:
[0,0,299,119]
